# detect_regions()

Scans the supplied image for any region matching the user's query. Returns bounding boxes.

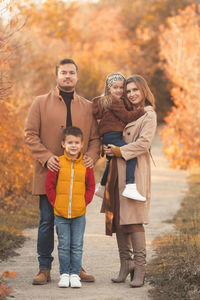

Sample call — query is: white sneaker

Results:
[95,183,105,198]
[70,274,82,288]
[58,273,69,288]
[122,184,146,201]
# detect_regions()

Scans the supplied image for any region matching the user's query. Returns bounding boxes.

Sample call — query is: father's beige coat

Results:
[24,89,100,195]
[101,106,157,235]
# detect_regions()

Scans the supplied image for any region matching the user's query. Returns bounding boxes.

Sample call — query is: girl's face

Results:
[126,82,144,106]
[109,80,124,99]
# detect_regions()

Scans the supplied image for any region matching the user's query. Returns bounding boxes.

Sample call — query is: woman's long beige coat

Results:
[101,106,157,235]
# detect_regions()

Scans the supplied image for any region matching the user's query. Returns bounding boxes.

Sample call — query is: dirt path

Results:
[0,132,187,300]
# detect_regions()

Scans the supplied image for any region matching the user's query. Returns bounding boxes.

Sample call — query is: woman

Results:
[102,74,157,288]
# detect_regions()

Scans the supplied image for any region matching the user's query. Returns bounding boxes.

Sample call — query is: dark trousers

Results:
[37,195,54,269]
[101,132,137,186]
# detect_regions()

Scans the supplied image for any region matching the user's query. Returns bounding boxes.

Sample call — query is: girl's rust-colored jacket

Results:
[92,96,145,136]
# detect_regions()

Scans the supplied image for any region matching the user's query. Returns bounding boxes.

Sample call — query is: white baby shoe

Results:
[70,274,82,288]
[58,273,69,288]
[122,184,146,201]
[95,183,105,198]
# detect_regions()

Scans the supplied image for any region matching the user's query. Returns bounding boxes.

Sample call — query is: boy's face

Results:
[62,135,83,159]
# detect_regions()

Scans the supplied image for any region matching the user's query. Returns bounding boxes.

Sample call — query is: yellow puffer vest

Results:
[54,152,86,219]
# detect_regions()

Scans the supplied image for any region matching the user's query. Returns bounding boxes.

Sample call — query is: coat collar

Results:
[64,150,83,163]
[124,105,154,129]
[53,87,79,102]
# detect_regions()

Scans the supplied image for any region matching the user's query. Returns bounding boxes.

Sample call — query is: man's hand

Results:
[103,145,115,156]
[83,155,94,168]
[47,156,60,172]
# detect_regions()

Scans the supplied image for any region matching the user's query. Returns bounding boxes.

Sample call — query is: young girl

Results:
[92,72,145,201]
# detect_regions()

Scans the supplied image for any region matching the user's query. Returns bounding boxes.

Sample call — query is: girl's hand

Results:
[103,144,115,156]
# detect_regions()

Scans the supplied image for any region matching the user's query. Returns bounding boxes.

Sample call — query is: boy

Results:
[45,126,95,288]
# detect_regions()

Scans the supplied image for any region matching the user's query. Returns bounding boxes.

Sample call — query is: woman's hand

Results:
[103,144,115,156]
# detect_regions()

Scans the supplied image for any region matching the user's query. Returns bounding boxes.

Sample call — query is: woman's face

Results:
[109,80,124,99]
[126,82,144,106]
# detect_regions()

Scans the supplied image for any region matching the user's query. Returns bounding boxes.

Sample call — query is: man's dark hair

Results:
[62,126,83,142]
[56,58,78,75]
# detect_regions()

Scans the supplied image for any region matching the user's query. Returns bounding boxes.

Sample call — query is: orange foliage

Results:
[159,4,200,168]
[0,101,33,211]
[2,271,17,279]
[0,282,12,299]
[0,271,16,299]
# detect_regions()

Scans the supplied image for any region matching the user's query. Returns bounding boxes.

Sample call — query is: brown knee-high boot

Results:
[111,229,134,283]
[130,231,146,288]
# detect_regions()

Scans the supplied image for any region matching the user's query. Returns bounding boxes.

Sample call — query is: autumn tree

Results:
[118,0,197,121]
[0,1,33,211]
[159,4,200,169]
[12,0,133,100]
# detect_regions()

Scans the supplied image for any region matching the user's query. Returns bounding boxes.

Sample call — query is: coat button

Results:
[127,132,130,135]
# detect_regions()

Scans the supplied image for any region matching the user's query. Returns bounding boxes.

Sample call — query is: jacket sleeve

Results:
[45,170,58,207]
[24,97,53,166]
[85,168,95,206]
[120,112,157,161]
[110,101,145,124]
[85,112,101,165]
[92,97,103,120]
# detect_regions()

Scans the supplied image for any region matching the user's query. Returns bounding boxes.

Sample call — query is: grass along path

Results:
[148,169,200,300]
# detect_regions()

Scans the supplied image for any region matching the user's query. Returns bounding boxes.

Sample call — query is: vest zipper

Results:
[68,161,74,218]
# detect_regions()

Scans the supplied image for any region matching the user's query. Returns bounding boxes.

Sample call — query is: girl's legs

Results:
[95,132,123,198]
[126,158,137,184]
[100,132,127,187]
[102,132,138,185]
[97,131,145,200]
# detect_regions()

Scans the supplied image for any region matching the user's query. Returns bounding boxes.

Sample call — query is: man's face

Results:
[56,63,78,92]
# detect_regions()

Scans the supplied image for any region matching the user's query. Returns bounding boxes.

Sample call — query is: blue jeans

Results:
[55,214,86,275]
[37,195,54,269]
[101,132,137,185]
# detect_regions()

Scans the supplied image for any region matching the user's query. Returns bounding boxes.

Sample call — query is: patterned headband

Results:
[107,73,125,88]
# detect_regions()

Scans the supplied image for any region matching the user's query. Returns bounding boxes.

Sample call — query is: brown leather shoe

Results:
[32,269,51,285]
[80,267,95,282]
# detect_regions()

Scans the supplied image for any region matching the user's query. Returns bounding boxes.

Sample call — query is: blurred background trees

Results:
[159,4,200,169]
[0,0,199,211]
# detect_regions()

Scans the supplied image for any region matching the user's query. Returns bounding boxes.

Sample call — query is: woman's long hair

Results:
[100,72,126,111]
[125,75,155,109]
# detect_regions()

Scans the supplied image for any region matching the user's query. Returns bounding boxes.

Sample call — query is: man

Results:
[24,58,100,285]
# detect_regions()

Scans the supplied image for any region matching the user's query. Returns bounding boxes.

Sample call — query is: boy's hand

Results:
[47,156,60,172]
[83,155,94,168]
